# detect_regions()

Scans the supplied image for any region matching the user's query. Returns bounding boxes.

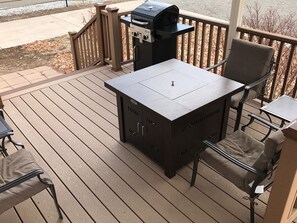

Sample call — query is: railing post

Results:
[106,7,123,71]
[95,3,107,66]
[263,120,297,223]
[69,31,79,70]
[226,0,245,55]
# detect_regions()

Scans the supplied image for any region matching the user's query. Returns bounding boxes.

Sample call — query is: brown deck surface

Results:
[0,64,280,223]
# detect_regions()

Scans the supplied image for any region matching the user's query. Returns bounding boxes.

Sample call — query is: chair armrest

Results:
[241,114,281,131]
[205,58,228,71]
[0,169,44,193]
[203,140,265,177]
[239,70,275,105]
[245,70,275,91]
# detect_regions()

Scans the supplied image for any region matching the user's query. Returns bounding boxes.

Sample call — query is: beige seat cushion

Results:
[201,129,285,194]
[0,149,50,214]
[200,130,264,193]
[244,129,285,190]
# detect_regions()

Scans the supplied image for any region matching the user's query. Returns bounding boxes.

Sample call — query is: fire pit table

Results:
[105,59,244,178]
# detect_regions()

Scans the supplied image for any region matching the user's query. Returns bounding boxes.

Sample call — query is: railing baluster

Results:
[200,23,206,68]
[78,36,84,69]
[181,17,186,62]
[193,21,200,66]
[85,29,91,67]
[269,41,284,100]
[207,24,214,67]
[187,19,193,64]
[293,70,297,98]
[214,27,222,74]
[281,44,296,95]
[124,24,130,61]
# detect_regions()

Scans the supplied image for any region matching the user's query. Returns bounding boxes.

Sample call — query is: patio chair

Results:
[206,39,275,131]
[0,148,63,218]
[0,96,24,156]
[190,114,285,223]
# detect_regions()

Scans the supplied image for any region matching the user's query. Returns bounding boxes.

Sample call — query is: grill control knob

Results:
[143,35,148,41]
[133,32,139,37]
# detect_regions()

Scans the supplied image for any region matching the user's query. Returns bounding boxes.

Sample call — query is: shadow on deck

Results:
[0,64,276,223]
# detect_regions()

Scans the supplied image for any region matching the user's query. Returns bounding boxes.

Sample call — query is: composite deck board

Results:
[46,84,215,222]
[0,64,275,223]
[19,93,142,223]
[0,209,22,223]
[37,86,207,222]
[4,103,95,223]
[29,90,166,222]
[84,69,260,222]
[7,98,117,223]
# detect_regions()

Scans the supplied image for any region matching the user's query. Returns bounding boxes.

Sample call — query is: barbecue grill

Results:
[122,1,194,71]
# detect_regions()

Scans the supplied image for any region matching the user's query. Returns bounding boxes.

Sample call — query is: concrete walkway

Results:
[0,7,92,49]
[0,66,62,93]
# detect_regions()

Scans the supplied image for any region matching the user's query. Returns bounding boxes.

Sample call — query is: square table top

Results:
[105,59,244,121]
[260,95,297,122]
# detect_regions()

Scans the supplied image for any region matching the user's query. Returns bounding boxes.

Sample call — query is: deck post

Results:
[69,31,79,70]
[106,7,123,71]
[226,0,245,55]
[95,3,107,67]
[263,120,297,223]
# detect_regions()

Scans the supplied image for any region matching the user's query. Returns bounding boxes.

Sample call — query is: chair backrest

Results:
[224,39,275,91]
[244,129,285,188]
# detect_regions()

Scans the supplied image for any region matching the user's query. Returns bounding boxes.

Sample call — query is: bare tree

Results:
[243,2,297,99]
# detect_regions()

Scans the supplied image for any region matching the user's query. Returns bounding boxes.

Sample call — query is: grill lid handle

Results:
[132,19,149,26]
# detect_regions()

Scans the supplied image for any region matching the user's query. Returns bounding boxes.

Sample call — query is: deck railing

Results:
[69,1,297,101]
[176,10,229,70]
[69,4,105,70]
[237,26,297,100]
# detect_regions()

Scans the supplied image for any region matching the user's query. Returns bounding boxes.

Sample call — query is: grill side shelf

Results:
[155,23,194,39]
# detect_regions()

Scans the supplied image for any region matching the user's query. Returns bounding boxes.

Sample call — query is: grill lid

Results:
[131,1,179,30]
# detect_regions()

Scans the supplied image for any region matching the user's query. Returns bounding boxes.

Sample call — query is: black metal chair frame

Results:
[191,114,281,223]
[206,45,275,131]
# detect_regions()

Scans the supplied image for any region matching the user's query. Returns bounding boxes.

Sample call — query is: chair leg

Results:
[250,197,255,223]
[190,155,200,186]
[49,184,63,219]
[234,103,243,131]
[1,137,9,156]
[7,135,24,149]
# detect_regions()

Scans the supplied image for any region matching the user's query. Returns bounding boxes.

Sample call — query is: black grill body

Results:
[122,1,193,71]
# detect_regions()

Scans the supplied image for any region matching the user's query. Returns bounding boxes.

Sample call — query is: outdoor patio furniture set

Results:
[1,38,296,223]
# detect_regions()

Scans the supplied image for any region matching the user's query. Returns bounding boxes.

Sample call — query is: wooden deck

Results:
[0,64,276,223]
